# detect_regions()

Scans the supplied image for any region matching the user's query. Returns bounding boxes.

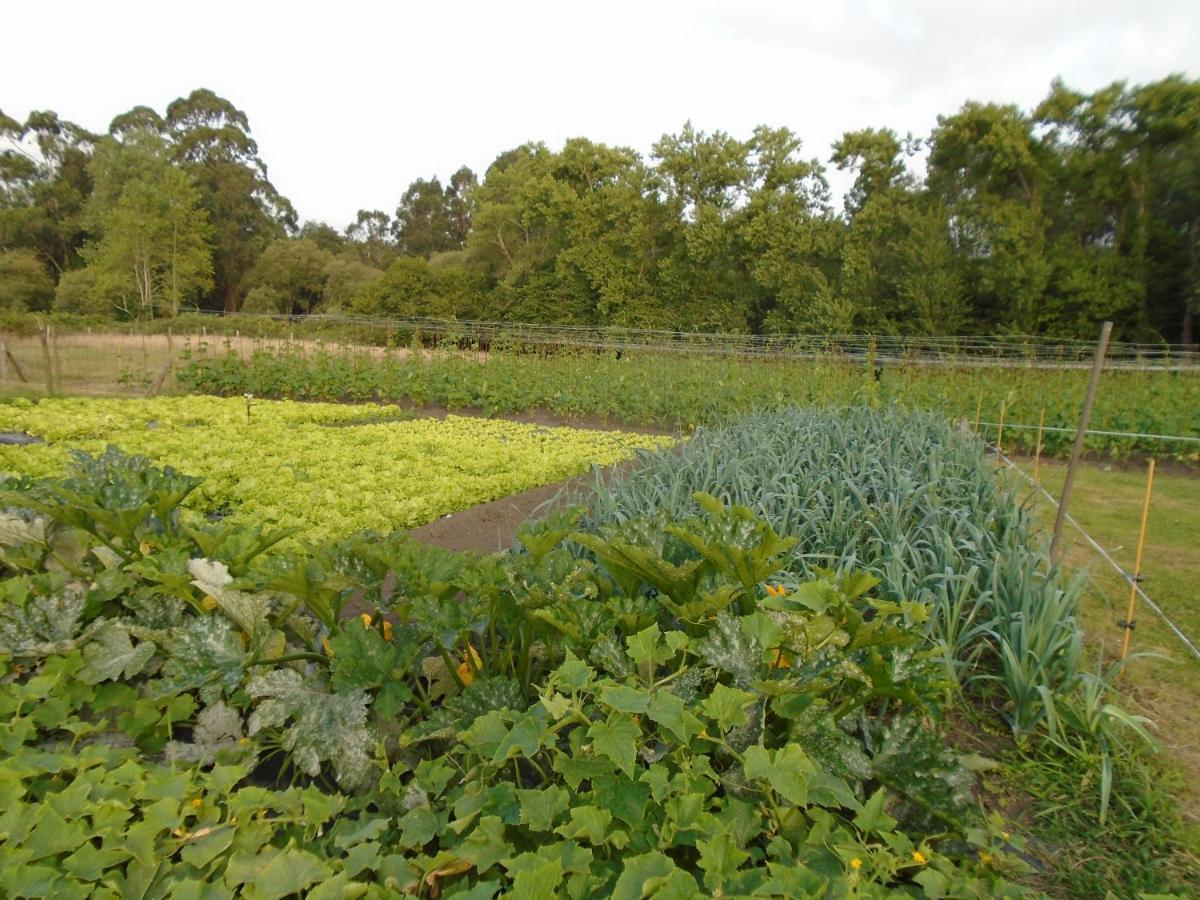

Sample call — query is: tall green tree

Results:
[393,178,461,259]
[1123,76,1200,342]
[0,249,55,310]
[832,128,964,333]
[164,89,295,311]
[926,102,1054,332]
[345,209,393,267]
[242,238,333,314]
[0,109,95,276]
[739,126,842,332]
[446,166,477,246]
[85,159,212,317]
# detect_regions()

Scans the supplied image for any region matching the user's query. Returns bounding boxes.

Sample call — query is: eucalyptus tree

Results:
[0,108,96,275]
[345,209,394,267]
[164,89,295,311]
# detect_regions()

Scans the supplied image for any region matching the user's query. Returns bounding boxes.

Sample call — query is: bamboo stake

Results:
[1032,407,1046,482]
[1120,459,1156,661]
[995,397,1007,462]
[1051,321,1112,562]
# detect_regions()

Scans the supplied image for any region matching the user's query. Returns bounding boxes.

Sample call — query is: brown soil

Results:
[406,473,594,554]
[394,401,679,438]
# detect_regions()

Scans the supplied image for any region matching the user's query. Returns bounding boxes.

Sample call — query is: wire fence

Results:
[205,312,1200,370]
[0,329,409,398]
[991,445,1200,663]
[13,311,1200,370]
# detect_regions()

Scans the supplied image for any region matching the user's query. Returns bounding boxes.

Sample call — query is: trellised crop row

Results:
[176,346,1200,462]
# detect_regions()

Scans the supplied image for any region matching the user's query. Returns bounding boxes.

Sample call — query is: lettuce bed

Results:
[0,396,672,539]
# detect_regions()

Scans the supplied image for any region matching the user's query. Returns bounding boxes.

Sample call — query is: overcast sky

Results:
[5,0,1196,228]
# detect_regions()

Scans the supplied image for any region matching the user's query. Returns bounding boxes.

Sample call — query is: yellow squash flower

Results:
[458,644,483,686]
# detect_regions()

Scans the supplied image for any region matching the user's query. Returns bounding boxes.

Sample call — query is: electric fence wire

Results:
[977,423,1200,446]
[990,444,1200,663]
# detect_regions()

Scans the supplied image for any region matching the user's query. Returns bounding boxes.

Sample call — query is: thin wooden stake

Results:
[0,339,7,383]
[995,397,1007,462]
[5,348,27,383]
[1032,407,1046,482]
[38,324,54,396]
[1120,459,1156,661]
[147,357,173,397]
[52,328,65,393]
[1051,321,1112,562]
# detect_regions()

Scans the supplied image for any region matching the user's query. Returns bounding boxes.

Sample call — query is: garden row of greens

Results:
[0,396,672,540]
[580,408,1198,896]
[176,345,1200,462]
[1,442,1028,898]
[2,407,1194,895]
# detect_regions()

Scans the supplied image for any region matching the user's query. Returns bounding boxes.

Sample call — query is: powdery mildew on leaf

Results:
[247,668,374,791]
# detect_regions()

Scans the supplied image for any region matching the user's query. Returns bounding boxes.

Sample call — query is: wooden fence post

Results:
[995,397,1007,462]
[52,328,64,393]
[1051,321,1112,562]
[38,324,54,396]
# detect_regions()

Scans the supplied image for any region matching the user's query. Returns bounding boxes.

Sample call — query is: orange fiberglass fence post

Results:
[1120,458,1157,661]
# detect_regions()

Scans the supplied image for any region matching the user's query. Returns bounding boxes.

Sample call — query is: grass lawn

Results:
[1018,456,1200,819]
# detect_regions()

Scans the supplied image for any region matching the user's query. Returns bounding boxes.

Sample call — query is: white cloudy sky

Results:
[5,0,1196,228]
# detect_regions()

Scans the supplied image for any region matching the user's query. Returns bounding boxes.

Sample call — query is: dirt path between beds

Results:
[405,474,591,553]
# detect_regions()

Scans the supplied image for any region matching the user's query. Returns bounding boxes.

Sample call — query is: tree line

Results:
[2,78,1198,342]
